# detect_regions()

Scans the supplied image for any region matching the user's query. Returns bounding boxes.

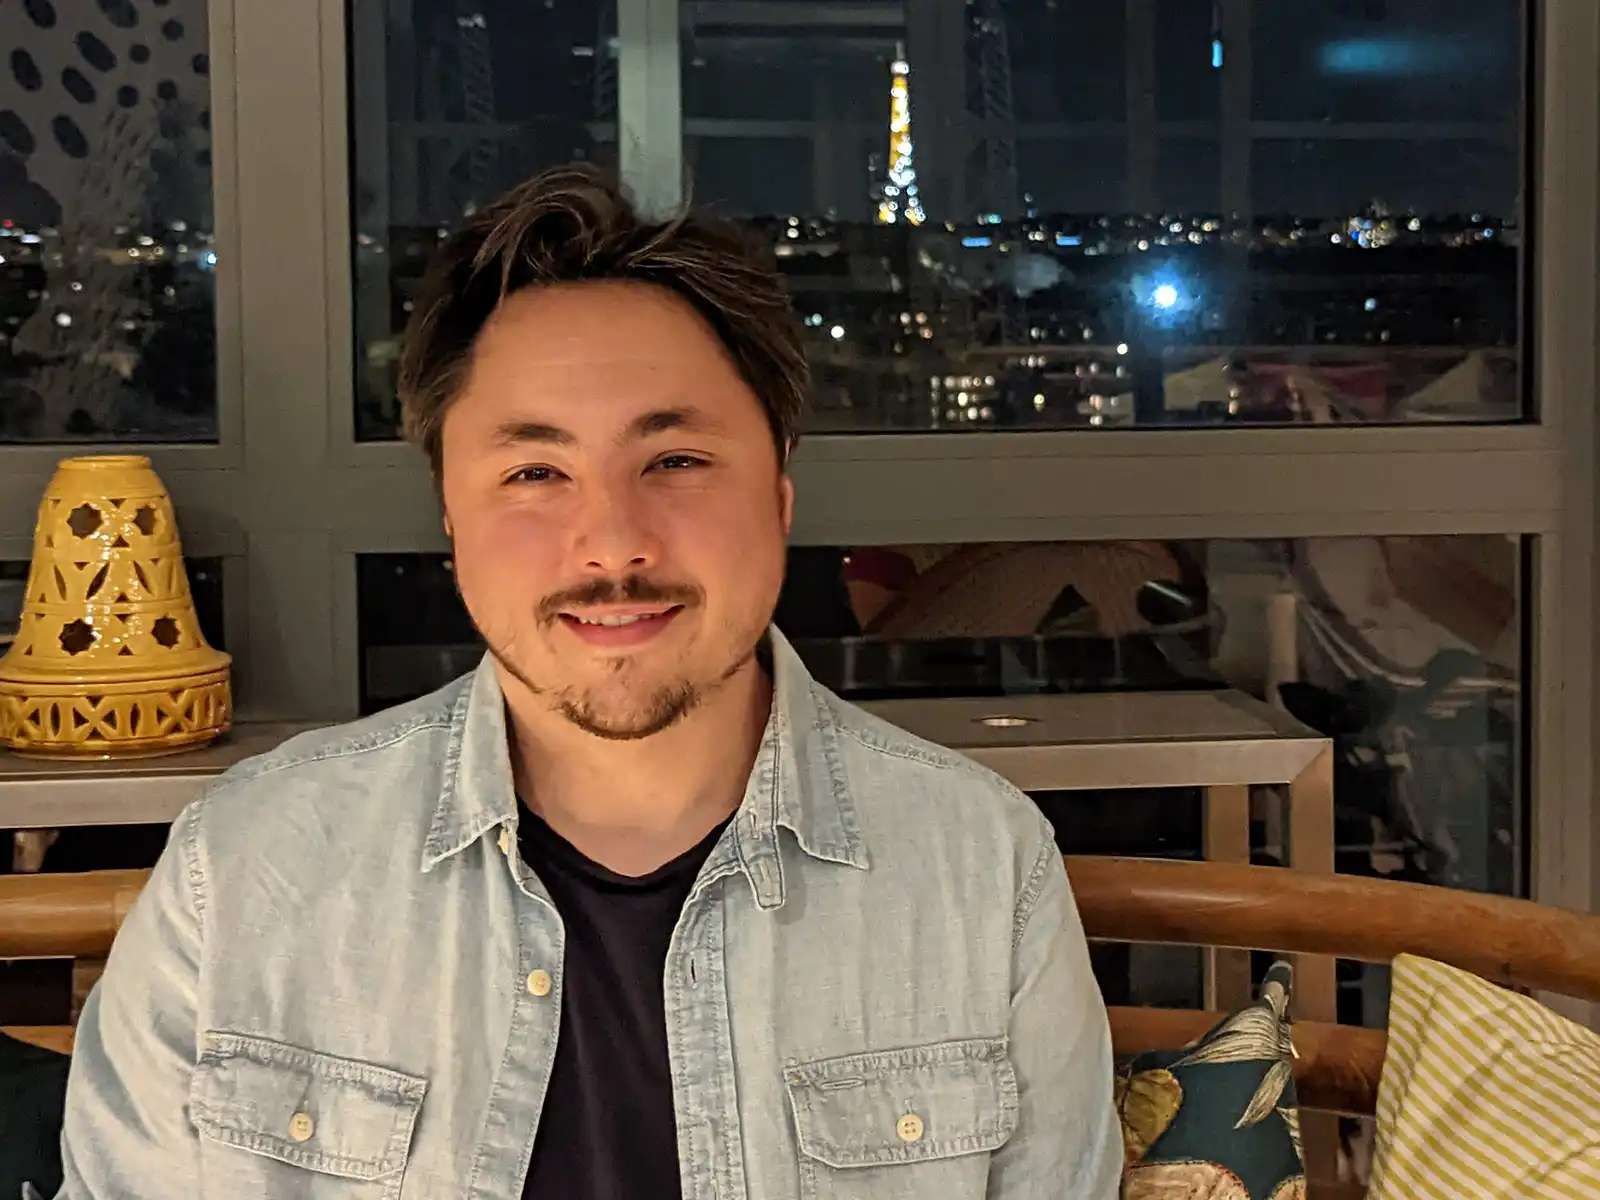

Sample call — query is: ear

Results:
[779,473,795,537]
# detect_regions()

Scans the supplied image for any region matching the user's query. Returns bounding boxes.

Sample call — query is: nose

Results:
[573,483,662,575]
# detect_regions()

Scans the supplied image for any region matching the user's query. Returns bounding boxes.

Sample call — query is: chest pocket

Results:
[189,1031,427,1197]
[784,1036,1018,1200]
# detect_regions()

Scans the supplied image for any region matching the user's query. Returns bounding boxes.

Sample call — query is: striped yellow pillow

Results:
[1369,953,1600,1198]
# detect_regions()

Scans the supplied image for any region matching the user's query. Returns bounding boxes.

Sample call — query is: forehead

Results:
[461,280,747,411]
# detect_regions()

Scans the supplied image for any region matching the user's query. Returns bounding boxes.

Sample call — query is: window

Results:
[676,0,1522,430]
[350,0,619,441]
[0,0,217,442]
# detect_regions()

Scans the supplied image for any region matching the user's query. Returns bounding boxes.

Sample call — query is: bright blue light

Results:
[202,250,218,268]
[1212,38,1224,70]
[1322,38,1421,74]
[1320,36,1477,77]
[1134,269,1195,323]
[961,236,993,248]
[1055,234,1082,247]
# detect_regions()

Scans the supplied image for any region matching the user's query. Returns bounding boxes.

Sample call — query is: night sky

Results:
[3,0,1526,227]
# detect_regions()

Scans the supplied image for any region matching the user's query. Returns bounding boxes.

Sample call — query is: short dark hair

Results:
[397,163,809,481]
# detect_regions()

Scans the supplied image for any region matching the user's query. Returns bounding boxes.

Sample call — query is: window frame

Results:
[0,0,1593,967]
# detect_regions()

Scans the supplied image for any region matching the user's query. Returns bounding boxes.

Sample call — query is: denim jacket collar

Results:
[420,627,869,899]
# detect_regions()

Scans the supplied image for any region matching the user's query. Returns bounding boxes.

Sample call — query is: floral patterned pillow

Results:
[1116,960,1305,1200]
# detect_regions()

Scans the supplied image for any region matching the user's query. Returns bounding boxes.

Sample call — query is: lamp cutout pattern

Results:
[0,455,231,758]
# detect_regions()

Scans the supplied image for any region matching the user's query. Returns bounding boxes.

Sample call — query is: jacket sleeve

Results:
[56,802,206,1197]
[988,828,1122,1199]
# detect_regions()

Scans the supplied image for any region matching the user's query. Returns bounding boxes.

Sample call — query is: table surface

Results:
[861,688,1320,749]
[0,689,1328,828]
[0,722,322,829]
[860,689,1328,793]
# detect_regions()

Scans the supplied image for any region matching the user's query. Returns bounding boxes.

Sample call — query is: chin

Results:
[558,681,700,741]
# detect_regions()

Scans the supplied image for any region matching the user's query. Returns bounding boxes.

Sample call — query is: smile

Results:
[566,604,678,624]
[574,611,671,627]
[557,605,685,647]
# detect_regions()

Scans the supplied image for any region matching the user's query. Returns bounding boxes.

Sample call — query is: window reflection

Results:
[359,535,1524,899]
[0,0,216,442]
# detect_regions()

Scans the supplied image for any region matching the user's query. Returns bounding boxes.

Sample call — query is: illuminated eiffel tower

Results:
[875,45,925,226]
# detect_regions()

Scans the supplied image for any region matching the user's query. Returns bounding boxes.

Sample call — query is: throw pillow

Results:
[1116,960,1305,1199]
[1368,953,1600,1198]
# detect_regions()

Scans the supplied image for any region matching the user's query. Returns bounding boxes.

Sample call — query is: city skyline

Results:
[3,0,1527,441]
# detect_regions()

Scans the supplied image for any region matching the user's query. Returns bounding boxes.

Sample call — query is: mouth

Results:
[557,605,685,646]
[562,606,682,627]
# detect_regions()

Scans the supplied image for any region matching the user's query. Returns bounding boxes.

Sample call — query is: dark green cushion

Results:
[1117,960,1306,1199]
[0,1031,69,1198]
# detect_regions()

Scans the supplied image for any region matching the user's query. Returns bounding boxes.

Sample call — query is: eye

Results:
[505,465,564,485]
[650,454,708,472]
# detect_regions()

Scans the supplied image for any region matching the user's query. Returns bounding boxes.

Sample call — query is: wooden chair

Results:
[4,858,1599,1196]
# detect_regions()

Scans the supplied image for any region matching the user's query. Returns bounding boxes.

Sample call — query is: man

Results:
[58,165,1120,1198]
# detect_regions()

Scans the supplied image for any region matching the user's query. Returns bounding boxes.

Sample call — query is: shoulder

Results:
[815,686,1057,895]
[182,676,469,850]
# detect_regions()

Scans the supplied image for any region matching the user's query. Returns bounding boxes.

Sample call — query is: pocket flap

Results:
[784,1036,1018,1169]
[190,1031,427,1181]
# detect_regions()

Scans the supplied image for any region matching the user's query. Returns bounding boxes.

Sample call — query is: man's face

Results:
[439,281,794,740]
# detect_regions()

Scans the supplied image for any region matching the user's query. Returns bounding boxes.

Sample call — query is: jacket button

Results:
[896,1113,924,1143]
[289,1112,314,1142]
[527,969,553,997]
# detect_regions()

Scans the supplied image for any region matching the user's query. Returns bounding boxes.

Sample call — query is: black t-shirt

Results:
[518,805,730,1200]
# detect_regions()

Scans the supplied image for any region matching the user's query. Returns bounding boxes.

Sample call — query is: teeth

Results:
[577,613,659,627]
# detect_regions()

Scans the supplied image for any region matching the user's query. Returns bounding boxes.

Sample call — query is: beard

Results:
[480,573,763,741]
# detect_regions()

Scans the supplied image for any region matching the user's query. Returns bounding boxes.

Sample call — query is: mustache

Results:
[537,575,702,623]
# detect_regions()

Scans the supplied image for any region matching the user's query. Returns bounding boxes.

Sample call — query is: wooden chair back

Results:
[4,857,1599,1118]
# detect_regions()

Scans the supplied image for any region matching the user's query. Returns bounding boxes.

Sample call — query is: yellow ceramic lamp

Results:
[0,455,231,758]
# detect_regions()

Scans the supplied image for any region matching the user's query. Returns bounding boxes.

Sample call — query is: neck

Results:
[500,656,773,874]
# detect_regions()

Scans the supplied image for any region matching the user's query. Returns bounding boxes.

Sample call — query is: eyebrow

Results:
[490,406,725,449]
[491,419,575,448]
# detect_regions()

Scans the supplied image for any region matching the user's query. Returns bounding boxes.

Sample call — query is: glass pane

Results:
[1252,1,1521,124]
[357,552,481,712]
[350,0,619,441]
[680,0,1523,429]
[1155,0,1219,122]
[1160,138,1220,213]
[0,0,217,442]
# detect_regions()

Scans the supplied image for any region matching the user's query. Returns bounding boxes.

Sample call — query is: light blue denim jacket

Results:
[58,629,1120,1199]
